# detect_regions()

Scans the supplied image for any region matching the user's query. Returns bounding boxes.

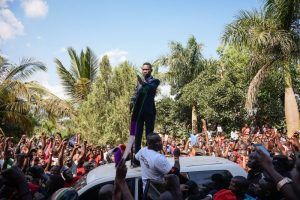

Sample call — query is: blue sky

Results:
[0,0,261,98]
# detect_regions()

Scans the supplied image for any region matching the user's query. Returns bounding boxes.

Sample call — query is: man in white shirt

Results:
[135,133,180,189]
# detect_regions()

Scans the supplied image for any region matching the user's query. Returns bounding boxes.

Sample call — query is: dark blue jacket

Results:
[131,76,160,115]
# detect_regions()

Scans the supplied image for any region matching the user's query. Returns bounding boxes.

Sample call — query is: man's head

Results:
[50,165,61,175]
[229,176,249,198]
[147,133,162,151]
[247,152,261,171]
[62,168,73,182]
[141,62,152,78]
[211,173,226,190]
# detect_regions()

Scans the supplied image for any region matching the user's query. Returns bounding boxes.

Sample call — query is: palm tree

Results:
[55,47,98,103]
[223,0,300,137]
[155,36,204,134]
[0,57,72,134]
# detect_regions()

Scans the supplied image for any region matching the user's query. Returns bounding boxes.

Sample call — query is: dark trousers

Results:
[134,113,155,154]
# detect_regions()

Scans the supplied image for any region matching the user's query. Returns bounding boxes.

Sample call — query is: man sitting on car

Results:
[135,133,180,189]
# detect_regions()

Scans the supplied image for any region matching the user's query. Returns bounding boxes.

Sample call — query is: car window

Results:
[78,178,135,200]
[143,179,165,200]
[187,170,232,186]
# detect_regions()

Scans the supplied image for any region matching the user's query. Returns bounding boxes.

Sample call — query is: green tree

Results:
[155,36,204,133]
[180,47,249,132]
[55,47,98,104]
[155,97,190,138]
[73,58,136,145]
[223,0,300,137]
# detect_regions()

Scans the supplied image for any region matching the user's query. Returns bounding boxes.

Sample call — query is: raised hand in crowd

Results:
[113,158,133,200]
[255,147,298,200]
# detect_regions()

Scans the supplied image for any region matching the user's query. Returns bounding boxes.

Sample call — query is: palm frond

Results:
[1,100,31,114]
[56,47,98,102]
[223,9,297,58]
[0,110,34,131]
[4,58,46,81]
[68,47,81,79]
[86,47,98,81]
[78,47,98,81]
[33,95,74,118]
[0,57,10,81]
[223,9,266,48]
[25,81,60,99]
[0,80,31,100]
[245,60,276,114]
[55,58,76,98]
[264,0,300,30]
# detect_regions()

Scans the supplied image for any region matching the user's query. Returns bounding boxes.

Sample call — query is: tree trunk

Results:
[284,65,300,138]
[192,105,198,134]
[201,119,207,132]
[201,119,209,145]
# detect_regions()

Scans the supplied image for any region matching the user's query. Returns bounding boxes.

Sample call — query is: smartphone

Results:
[253,143,270,157]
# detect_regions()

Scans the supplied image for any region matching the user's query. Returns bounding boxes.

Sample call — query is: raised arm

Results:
[58,139,67,167]
[256,148,298,200]
[77,140,87,164]
[113,159,133,200]
[44,149,53,172]
[143,78,160,90]
[173,148,180,172]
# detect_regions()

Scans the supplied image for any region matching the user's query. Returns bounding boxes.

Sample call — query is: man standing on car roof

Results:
[130,62,160,165]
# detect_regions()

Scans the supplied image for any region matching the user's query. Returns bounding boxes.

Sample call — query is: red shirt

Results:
[76,167,85,176]
[64,176,81,187]
[95,155,102,165]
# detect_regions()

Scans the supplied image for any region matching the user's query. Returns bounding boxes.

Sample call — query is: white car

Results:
[74,156,247,200]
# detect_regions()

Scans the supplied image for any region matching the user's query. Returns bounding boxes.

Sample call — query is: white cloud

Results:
[0,0,13,8]
[26,42,31,47]
[100,49,128,66]
[21,0,48,18]
[0,8,24,40]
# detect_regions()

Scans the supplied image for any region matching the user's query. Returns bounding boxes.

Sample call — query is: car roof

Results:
[86,156,246,184]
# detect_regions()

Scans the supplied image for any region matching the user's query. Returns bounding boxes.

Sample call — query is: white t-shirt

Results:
[231,131,239,140]
[135,147,172,188]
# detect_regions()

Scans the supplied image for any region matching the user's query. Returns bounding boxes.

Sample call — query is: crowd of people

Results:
[0,123,299,199]
[0,133,112,199]
[161,124,299,171]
